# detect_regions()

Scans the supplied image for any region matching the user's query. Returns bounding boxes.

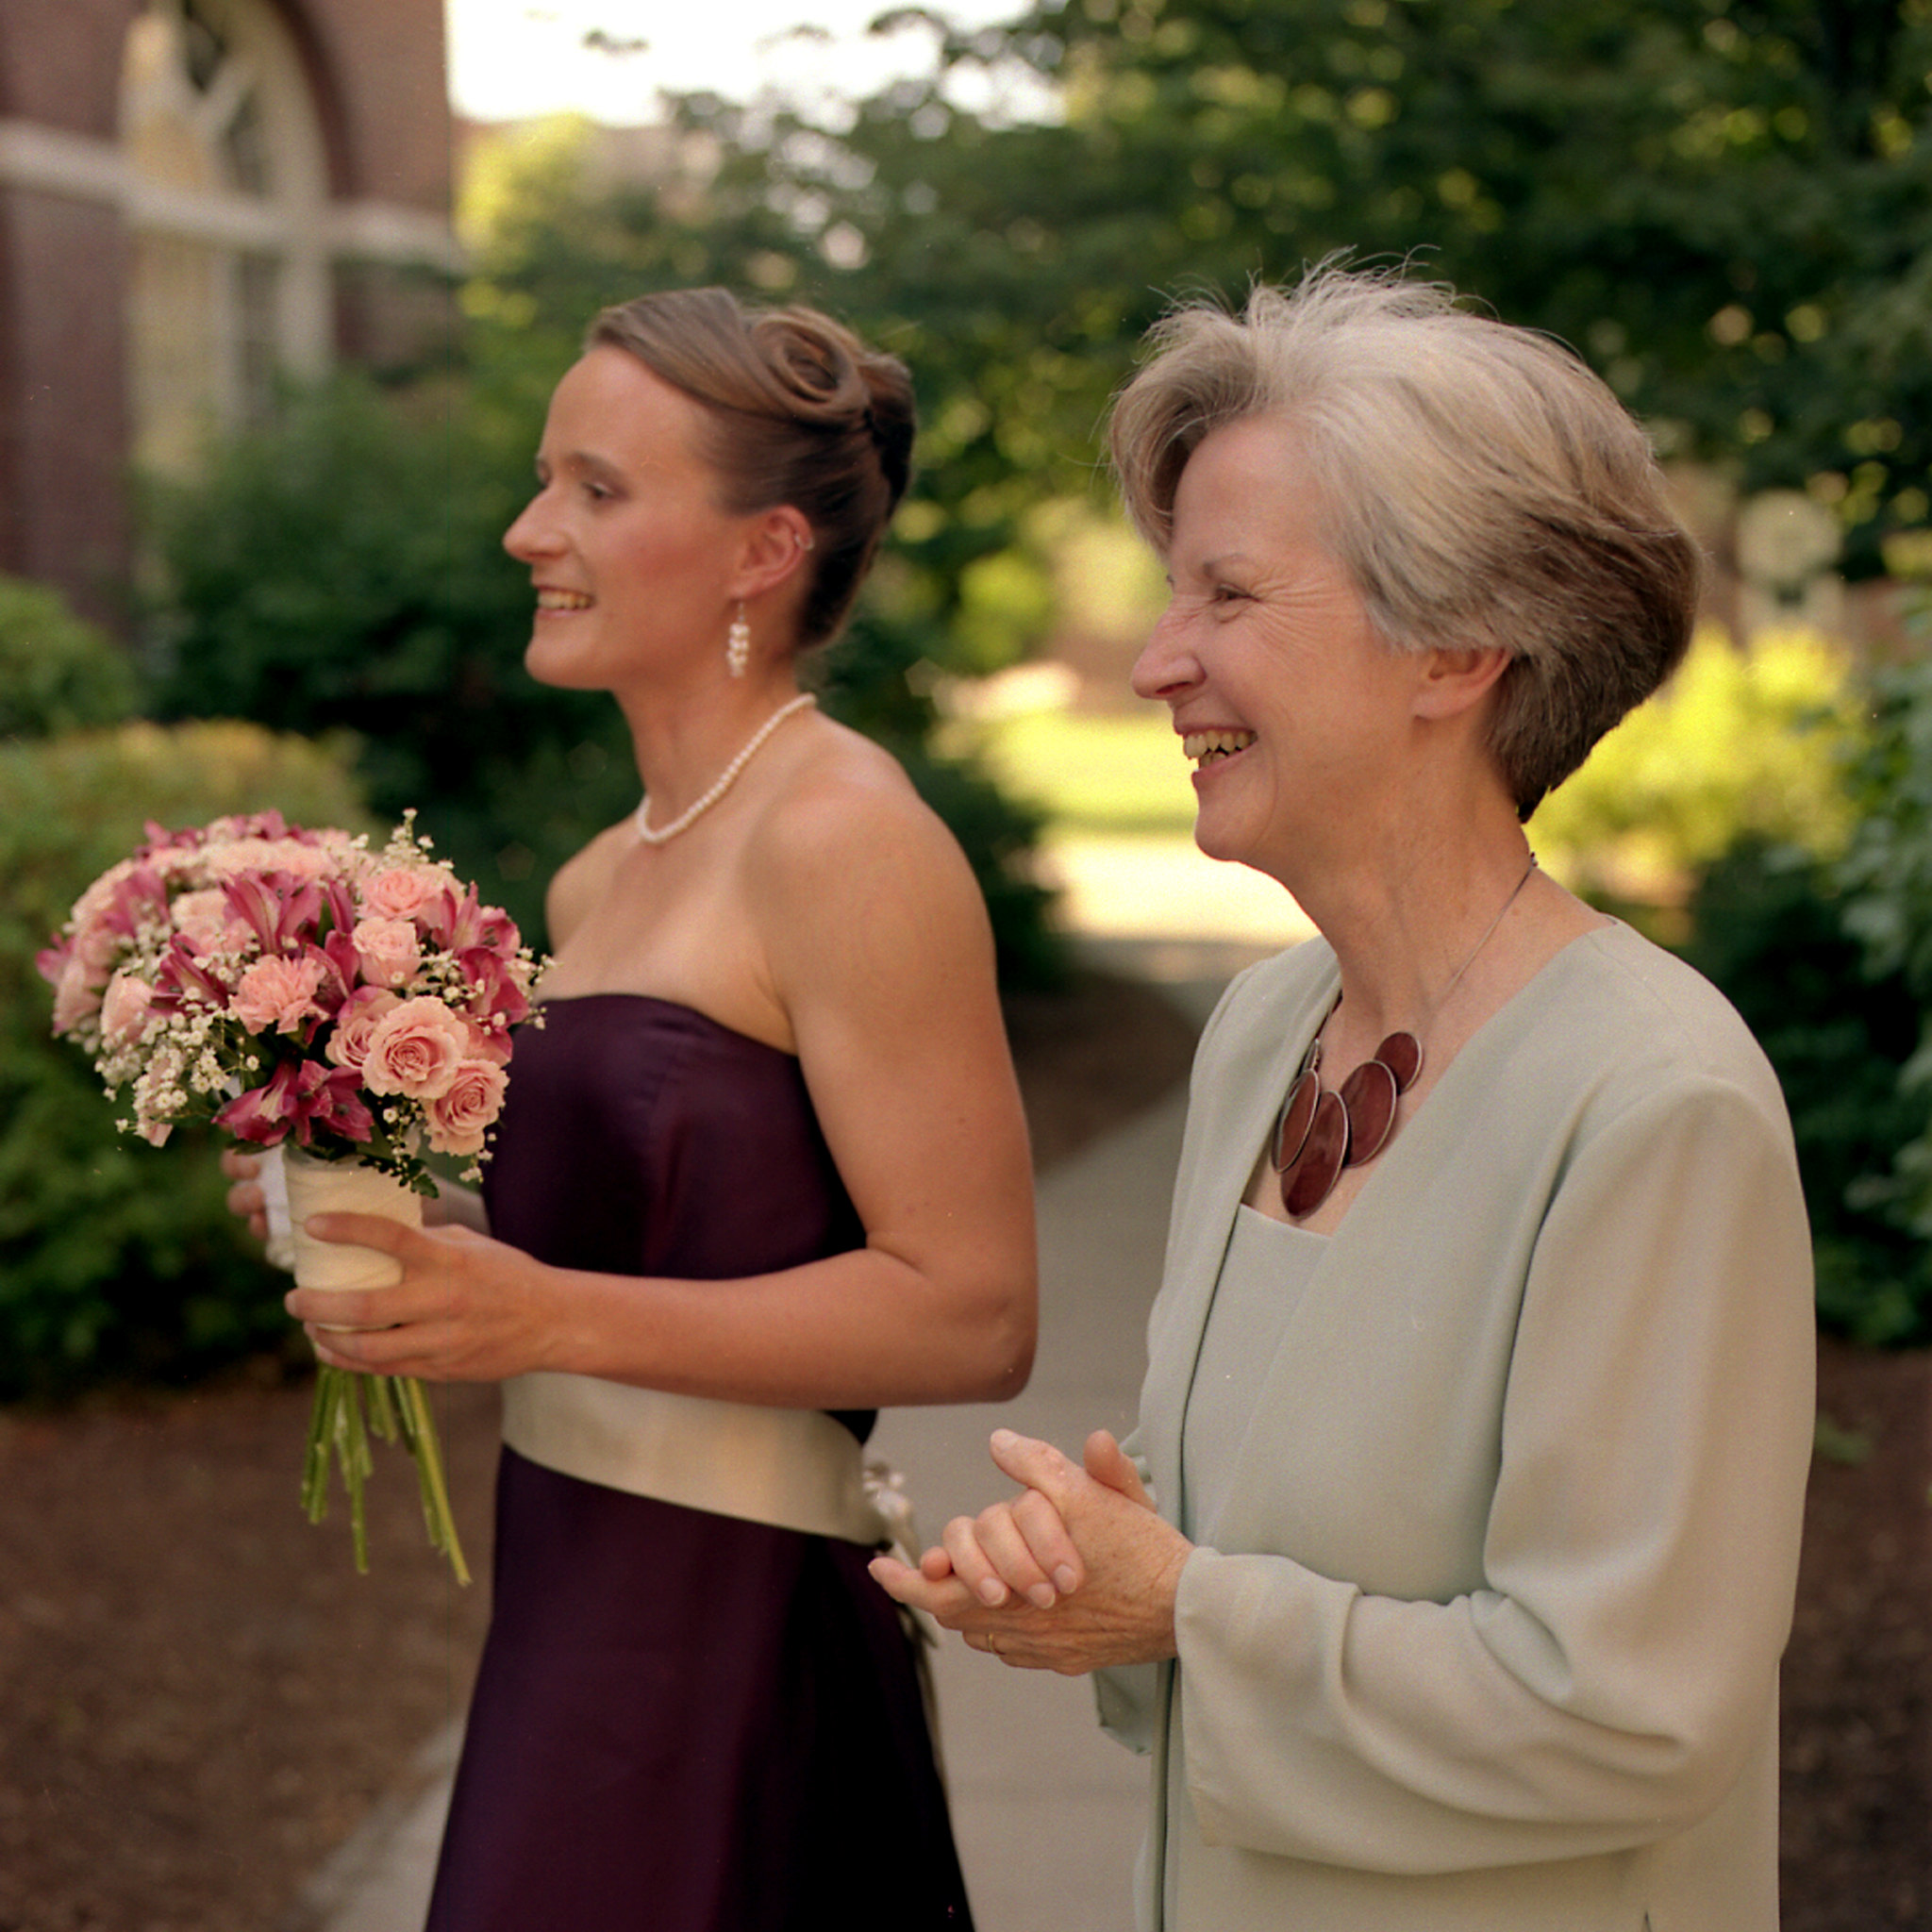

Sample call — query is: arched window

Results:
[121,0,331,476]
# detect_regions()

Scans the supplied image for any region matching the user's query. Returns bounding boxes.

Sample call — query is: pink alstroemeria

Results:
[34,934,75,990]
[215,1058,375,1148]
[152,933,232,1013]
[223,869,324,955]
[457,947,532,1029]
[424,884,518,957]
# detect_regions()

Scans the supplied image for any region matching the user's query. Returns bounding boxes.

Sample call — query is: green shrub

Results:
[1681,839,1932,1345]
[1531,624,1855,904]
[0,574,142,740]
[0,721,372,1397]
[1831,593,1932,1268]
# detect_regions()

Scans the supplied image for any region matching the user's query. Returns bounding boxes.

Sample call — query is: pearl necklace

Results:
[634,693,817,846]
[1273,852,1538,1216]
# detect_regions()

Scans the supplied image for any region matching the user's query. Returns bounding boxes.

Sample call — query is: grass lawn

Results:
[956,707,1198,838]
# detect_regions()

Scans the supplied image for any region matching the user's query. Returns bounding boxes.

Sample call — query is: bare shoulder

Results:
[756,716,975,893]
[545,816,636,949]
[748,717,990,977]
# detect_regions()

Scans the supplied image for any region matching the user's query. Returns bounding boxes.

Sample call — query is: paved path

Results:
[298,914,1303,1932]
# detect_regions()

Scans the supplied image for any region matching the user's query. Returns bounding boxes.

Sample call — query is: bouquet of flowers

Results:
[37,809,541,1582]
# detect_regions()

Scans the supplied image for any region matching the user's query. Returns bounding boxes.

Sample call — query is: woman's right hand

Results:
[220,1145,268,1241]
[917,1430,1152,1607]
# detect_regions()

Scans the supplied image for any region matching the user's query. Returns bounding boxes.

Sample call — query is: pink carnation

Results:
[100,972,157,1044]
[325,986,402,1072]
[360,996,471,1099]
[424,1058,508,1156]
[353,916,423,990]
[232,954,329,1036]
[170,889,234,948]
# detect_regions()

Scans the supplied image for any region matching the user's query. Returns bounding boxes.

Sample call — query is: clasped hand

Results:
[221,1147,551,1382]
[869,1428,1192,1674]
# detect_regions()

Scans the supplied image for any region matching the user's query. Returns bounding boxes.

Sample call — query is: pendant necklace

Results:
[1272,851,1539,1218]
[635,693,816,846]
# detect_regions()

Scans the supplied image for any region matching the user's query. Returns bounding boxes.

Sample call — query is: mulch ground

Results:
[1,966,1927,1930]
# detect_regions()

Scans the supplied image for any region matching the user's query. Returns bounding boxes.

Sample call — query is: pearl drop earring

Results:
[725,603,751,678]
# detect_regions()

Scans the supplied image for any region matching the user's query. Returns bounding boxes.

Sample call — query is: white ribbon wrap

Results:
[503,1372,909,1550]
[280,1149,423,1301]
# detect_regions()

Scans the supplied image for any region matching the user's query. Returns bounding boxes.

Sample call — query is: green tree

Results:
[665,0,1930,576]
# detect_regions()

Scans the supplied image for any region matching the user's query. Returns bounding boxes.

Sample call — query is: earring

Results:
[726,603,750,678]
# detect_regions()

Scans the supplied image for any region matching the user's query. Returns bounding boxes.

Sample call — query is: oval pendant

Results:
[1272,1067,1321,1172]
[1374,1030,1423,1091]
[1281,1090,1348,1217]
[1339,1057,1400,1166]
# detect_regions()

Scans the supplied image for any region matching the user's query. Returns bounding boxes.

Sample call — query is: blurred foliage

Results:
[0,722,371,1397]
[1830,590,1932,1271]
[658,0,1929,577]
[1682,837,1931,1344]
[1672,592,1932,1345]
[0,573,143,741]
[1531,624,1857,903]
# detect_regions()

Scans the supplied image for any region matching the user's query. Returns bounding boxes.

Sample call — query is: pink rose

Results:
[352,916,422,990]
[100,972,156,1044]
[424,1058,508,1156]
[325,986,402,1072]
[360,996,471,1099]
[233,954,329,1035]
[359,865,445,923]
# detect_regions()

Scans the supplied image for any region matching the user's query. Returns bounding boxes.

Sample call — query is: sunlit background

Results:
[444,0,1040,122]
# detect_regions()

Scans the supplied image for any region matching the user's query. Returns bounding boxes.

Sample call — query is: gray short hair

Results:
[1108,265,1700,817]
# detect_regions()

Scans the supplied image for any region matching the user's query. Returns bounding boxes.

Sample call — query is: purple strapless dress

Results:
[426,995,972,1930]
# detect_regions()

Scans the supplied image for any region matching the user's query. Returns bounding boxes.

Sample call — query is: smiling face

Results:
[502,346,760,695]
[1130,414,1427,879]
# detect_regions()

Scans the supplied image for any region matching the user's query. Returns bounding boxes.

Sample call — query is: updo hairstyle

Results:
[1108,264,1701,818]
[587,288,915,648]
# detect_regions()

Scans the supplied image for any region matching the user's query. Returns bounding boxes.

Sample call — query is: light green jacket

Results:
[1095,924,1815,1931]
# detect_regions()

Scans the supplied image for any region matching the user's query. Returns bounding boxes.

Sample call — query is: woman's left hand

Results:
[286,1211,557,1383]
[870,1428,1193,1674]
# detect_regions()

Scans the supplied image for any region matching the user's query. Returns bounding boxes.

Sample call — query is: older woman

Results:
[229,291,1036,1928]
[873,265,1814,1930]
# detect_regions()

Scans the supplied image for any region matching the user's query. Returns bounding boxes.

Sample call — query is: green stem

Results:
[397,1376,472,1588]
[298,1366,470,1585]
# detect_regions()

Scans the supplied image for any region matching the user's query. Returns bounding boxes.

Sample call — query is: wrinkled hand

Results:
[220,1145,268,1241]
[869,1428,1191,1674]
[285,1210,558,1383]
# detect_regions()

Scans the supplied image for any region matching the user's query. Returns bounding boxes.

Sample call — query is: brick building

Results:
[0,0,457,629]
